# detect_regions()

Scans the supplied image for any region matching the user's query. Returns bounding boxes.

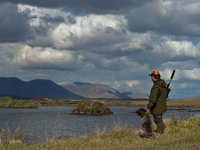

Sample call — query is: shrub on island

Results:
[72,101,113,115]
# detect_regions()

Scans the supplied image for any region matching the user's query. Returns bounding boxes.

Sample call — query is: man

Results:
[147,70,167,134]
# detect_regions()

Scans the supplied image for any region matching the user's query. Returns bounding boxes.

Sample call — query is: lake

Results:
[0,106,199,143]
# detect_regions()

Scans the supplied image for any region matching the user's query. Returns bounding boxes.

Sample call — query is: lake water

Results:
[0,106,199,143]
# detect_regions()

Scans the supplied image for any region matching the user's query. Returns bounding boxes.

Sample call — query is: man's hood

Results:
[154,79,166,88]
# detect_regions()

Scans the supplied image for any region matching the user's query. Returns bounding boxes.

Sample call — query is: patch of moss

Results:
[72,102,113,115]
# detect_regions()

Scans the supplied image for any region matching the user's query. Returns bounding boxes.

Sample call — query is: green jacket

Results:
[147,79,167,115]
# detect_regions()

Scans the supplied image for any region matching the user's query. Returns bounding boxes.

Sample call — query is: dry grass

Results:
[167,99,200,107]
[1,114,200,150]
[0,124,32,145]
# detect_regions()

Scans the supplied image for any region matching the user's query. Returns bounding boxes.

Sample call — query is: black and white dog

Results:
[136,108,155,138]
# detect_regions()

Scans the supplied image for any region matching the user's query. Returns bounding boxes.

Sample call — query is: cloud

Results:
[13,46,84,70]
[181,68,200,80]
[2,0,150,14]
[51,14,128,50]
[126,0,200,37]
[0,0,200,99]
[180,83,187,89]
[153,40,200,58]
[0,2,31,42]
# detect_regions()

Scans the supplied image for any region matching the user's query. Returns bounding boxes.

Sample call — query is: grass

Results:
[1,114,200,150]
[167,99,200,107]
[0,97,38,108]
[0,124,32,146]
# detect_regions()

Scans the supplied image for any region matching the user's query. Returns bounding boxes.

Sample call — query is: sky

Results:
[0,0,200,99]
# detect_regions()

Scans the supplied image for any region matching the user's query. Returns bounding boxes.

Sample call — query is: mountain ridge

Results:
[122,92,149,99]
[60,82,132,99]
[0,77,83,99]
[0,77,151,99]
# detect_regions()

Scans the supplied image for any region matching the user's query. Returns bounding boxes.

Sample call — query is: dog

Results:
[136,108,155,138]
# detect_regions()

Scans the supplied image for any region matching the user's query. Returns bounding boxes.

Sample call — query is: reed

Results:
[0,124,32,145]
[1,114,199,150]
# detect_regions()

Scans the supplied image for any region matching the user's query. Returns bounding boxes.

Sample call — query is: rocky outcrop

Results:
[72,102,113,115]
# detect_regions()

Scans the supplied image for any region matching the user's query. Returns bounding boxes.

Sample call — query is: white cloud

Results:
[160,67,200,81]
[111,80,143,92]
[153,40,200,57]
[113,32,153,51]
[51,14,127,49]
[125,80,140,87]
[181,68,200,80]
[13,45,84,70]
[160,68,176,80]
[180,83,187,89]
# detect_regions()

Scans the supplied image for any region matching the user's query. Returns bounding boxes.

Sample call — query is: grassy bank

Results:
[167,99,200,107]
[1,114,200,150]
[0,97,38,108]
[101,99,200,107]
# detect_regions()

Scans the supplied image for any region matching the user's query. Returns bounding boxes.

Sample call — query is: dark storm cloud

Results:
[126,0,200,37]
[42,15,65,23]
[0,3,31,42]
[1,0,151,14]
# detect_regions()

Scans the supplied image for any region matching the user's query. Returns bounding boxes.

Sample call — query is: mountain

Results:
[0,77,83,99]
[60,82,129,99]
[122,92,149,99]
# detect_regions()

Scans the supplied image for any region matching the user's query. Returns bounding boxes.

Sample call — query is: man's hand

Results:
[147,109,151,114]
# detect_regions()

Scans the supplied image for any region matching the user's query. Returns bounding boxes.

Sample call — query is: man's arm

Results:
[147,87,159,111]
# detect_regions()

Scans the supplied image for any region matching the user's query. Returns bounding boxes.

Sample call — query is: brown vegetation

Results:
[29,97,200,107]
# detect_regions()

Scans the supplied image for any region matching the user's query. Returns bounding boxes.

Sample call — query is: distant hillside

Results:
[0,77,83,99]
[122,92,149,99]
[60,82,129,99]
[185,95,200,99]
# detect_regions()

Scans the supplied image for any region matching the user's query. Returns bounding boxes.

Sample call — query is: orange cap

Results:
[149,70,160,76]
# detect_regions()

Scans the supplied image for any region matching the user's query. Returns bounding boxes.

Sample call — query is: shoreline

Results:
[1,114,200,149]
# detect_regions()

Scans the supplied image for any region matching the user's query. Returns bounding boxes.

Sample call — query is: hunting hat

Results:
[149,70,160,76]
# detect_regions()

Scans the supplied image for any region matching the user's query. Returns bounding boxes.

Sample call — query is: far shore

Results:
[1,96,200,108]
[29,97,200,108]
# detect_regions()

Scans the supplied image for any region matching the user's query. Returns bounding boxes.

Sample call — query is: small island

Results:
[72,101,113,115]
[0,97,38,108]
